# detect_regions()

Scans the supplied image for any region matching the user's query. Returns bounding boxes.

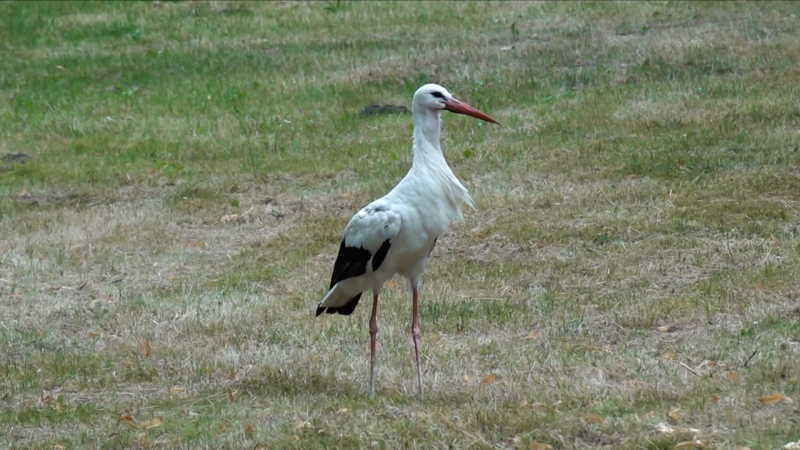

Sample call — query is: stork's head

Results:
[412,83,502,126]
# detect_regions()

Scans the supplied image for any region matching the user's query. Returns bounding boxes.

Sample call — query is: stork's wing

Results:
[328,202,402,290]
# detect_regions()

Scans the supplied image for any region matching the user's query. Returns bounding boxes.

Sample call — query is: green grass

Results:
[2,1,800,449]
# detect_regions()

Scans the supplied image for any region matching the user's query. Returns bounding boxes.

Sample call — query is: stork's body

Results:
[315,84,501,397]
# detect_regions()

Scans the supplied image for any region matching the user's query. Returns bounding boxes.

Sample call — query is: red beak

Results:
[444,98,503,127]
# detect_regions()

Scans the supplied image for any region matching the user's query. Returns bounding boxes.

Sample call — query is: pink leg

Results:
[369,293,379,396]
[412,287,424,398]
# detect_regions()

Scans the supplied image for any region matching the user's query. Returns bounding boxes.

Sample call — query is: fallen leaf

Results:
[41,393,55,403]
[244,424,254,436]
[294,420,312,430]
[142,418,163,429]
[18,188,27,197]
[187,240,206,248]
[728,372,742,382]
[481,374,495,385]
[54,445,66,450]
[341,192,353,198]
[583,414,603,424]
[668,408,680,423]
[89,331,102,338]
[662,352,678,360]
[227,388,234,403]
[117,412,136,425]
[56,65,66,71]
[735,447,753,450]
[531,402,548,410]
[519,399,529,408]
[711,395,720,404]
[673,440,708,449]
[463,374,475,383]
[336,408,351,415]
[525,330,540,339]
[219,421,228,432]
[221,214,239,223]
[529,443,553,450]
[657,324,677,332]
[227,370,237,381]
[141,340,151,357]
[756,392,787,404]
[771,233,780,244]
[171,387,185,394]
[138,432,152,447]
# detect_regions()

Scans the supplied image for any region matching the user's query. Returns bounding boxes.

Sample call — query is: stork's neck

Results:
[411,105,447,169]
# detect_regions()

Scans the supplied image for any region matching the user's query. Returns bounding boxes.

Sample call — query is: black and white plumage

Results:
[316,205,399,316]
[315,83,502,397]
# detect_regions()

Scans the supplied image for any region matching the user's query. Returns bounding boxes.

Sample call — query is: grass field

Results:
[2,1,800,448]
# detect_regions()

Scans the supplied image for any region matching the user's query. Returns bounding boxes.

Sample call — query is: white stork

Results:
[315,83,502,397]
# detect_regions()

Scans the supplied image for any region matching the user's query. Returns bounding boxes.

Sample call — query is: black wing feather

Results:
[316,238,392,316]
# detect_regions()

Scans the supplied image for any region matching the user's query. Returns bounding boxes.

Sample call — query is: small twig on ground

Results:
[743,349,758,368]
[680,362,701,377]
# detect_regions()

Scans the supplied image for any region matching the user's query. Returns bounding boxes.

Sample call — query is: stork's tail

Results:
[315,282,363,316]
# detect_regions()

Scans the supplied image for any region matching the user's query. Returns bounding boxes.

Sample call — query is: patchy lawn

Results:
[1,1,799,449]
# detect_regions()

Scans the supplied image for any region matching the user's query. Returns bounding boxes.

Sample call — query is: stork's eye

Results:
[431,91,445,99]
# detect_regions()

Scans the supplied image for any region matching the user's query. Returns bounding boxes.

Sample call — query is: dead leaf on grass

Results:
[735,447,753,450]
[519,399,528,408]
[138,433,151,448]
[336,407,351,415]
[244,424,254,436]
[524,330,540,339]
[142,419,163,429]
[657,324,677,332]
[219,421,228,432]
[463,374,475,383]
[89,331,102,338]
[529,443,553,450]
[756,392,789,404]
[187,240,206,248]
[227,388,234,403]
[583,414,603,424]
[117,412,136,425]
[662,352,678,360]
[728,372,742,382]
[481,374,495,385]
[171,387,185,394]
[141,340,151,357]
[711,395,720,404]
[668,408,680,423]
[294,420,312,430]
